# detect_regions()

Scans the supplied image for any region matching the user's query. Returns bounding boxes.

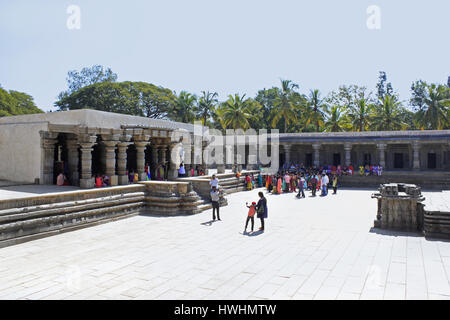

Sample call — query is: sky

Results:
[1,0,449,112]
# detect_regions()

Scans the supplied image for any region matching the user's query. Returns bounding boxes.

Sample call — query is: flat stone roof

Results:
[0,109,202,133]
[273,130,450,143]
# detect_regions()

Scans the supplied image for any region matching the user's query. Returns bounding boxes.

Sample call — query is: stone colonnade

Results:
[279,139,450,171]
[40,126,200,189]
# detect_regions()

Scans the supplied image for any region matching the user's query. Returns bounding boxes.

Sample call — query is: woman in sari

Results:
[277,176,282,194]
[245,174,252,190]
[258,173,263,188]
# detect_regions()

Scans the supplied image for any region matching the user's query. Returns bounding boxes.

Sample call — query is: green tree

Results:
[216,94,258,130]
[196,91,218,126]
[345,98,374,131]
[323,105,348,132]
[371,95,405,131]
[171,91,197,123]
[413,83,449,130]
[305,89,326,132]
[271,79,300,133]
[55,81,177,118]
[57,65,118,110]
[0,87,43,117]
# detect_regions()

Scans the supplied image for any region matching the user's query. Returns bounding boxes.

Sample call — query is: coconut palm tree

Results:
[172,91,197,123]
[345,98,374,131]
[217,94,254,130]
[324,105,348,132]
[305,89,326,132]
[196,91,218,126]
[415,84,450,130]
[271,79,299,132]
[371,95,405,131]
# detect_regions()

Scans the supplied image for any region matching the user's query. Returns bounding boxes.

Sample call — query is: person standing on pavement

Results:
[256,191,267,231]
[210,186,221,221]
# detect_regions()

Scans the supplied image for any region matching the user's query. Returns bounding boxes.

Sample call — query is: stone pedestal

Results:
[372,183,424,231]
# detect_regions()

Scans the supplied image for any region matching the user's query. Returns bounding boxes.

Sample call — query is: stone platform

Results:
[0,181,212,248]
[339,171,450,190]
[1,188,450,300]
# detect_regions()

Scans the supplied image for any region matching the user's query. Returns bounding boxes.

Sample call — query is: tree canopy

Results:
[0,87,43,117]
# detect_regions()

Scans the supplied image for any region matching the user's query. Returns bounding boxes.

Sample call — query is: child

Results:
[332,175,338,194]
[244,201,257,233]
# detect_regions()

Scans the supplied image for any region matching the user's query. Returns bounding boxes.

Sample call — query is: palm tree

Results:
[271,79,299,132]
[415,84,450,130]
[216,94,254,130]
[324,105,348,132]
[305,89,326,132]
[345,98,374,131]
[371,95,404,131]
[196,91,218,126]
[172,91,197,123]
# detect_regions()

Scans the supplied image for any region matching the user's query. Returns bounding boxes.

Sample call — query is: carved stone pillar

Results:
[377,143,387,168]
[168,143,179,179]
[79,134,97,188]
[412,141,421,170]
[102,140,119,186]
[344,143,352,167]
[40,131,58,185]
[282,144,292,167]
[135,141,148,181]
[117,142,130,185]
[312,143,321,167]
[66,138,79,186]
[150,144,160,179]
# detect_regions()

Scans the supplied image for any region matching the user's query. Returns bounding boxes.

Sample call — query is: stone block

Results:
[79,178,94,189]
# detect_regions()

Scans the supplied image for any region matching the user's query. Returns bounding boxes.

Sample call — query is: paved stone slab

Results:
[0,188,449,299]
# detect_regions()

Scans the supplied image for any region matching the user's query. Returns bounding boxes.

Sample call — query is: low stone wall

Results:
[0,181,212,248]
[339,172,450,190]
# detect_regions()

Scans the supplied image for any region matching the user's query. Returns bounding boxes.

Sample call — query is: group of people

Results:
[263,170,339,197]
[177,163,206,178]
[282,163,383,177]
[244,173,263,191]
[209,173,269,234]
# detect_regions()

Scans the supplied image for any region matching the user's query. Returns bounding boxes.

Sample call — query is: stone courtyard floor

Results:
[0,187,449,300]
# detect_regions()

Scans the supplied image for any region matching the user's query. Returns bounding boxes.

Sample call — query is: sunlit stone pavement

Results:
[0,187,449,300]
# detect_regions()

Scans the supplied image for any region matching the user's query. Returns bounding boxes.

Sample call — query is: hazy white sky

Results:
[1,0,449,112]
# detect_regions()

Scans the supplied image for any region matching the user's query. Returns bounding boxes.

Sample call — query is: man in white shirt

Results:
[210,186,221,220]
[321,173,329,196]
[210,174,219,189]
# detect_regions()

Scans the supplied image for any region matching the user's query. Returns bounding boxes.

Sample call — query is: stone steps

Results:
[0,181,217,248]
[424,211,450,239]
